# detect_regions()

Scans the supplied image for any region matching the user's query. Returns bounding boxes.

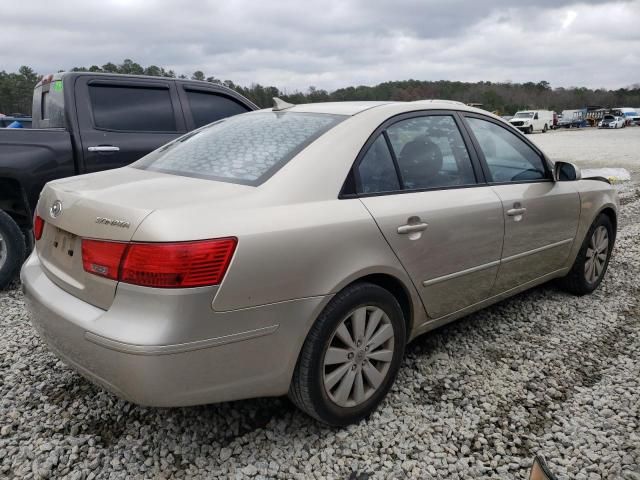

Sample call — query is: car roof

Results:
[261,99,480,116]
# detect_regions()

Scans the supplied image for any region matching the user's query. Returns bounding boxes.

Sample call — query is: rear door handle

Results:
[397,222,429,234]
[507,207,527,216]
[88,145,120,152]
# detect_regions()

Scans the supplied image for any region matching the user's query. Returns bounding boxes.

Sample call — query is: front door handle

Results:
[88,145,120,152]
[507,207,527,216]
[397,222,429,234]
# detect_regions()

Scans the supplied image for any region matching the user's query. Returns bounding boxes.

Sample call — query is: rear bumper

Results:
[21,252,328,407]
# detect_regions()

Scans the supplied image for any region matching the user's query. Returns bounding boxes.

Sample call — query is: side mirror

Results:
[554,161,581,181]
[529,455,558,480]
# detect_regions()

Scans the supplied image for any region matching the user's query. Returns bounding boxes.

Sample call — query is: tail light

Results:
[33,215,45,241]
[81,238,237,288]
[82,240,128,281]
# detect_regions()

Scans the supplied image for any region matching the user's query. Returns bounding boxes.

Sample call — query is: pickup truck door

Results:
[462,114,580,293]
[74,76,187,174]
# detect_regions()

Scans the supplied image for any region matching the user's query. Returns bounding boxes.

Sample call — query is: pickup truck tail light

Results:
[33,215,45,241]
[81,238,237,288]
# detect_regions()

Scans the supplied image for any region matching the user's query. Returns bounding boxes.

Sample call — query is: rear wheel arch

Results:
[338,273,414,339]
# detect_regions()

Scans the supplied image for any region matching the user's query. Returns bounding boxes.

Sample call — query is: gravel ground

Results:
[1,129,639,479]
[529,127,640,173]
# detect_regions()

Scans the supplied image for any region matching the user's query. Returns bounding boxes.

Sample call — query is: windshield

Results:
[134,111,346,185]
[514,112,534,118]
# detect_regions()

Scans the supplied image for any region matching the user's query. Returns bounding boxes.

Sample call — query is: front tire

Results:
[0,210,26,290]
[289,282,406,425]
[543,124,548,133]
[559,214,614,295]
[527,126,534,134]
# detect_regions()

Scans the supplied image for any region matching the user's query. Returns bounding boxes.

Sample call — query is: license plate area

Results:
[49,227,78,268]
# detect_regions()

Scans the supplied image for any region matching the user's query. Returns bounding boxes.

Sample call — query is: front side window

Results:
[386,115,476,190]
[185,90,250,128]
[466,117,547,183]
[89,84,176,132]
[134,112,345,185]
[357,135,400,193]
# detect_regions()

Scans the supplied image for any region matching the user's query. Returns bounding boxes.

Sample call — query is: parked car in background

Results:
[1,116,32,128]
[0,72,257,289]
[613,108,639,126]
[598,115,625,129]
[23,100,618,425]
[508,110,554,133]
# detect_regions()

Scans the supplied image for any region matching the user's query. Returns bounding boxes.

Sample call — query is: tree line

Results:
[1,59,639,116]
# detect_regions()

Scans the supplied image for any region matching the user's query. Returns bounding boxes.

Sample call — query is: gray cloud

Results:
[0,0,638,90]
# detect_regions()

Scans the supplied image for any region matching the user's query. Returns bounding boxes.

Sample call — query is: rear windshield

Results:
[134,111,345,185]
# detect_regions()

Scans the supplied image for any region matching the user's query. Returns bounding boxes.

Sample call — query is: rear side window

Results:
[89,84,176,132]
[185,90,250,127]
[357,135,400,193]
[134,112,345,185]
[386,115,476,190]
[466,117,547,183]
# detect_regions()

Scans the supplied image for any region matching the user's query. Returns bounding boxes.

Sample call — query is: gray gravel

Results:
[1,130,640,479]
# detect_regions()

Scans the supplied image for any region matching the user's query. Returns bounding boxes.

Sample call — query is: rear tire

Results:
[289,282,406,425]
[559,214,614,295]
[0,210,26,290]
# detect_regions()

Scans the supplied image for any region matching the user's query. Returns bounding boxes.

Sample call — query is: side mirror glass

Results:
[554,161,581,181]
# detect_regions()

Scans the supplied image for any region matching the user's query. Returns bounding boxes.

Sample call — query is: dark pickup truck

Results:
[0,72,257,288]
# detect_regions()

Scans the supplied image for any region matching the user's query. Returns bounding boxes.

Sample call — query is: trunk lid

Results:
[36,167,252,309]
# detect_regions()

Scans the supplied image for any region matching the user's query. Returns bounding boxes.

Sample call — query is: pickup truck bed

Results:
[0,128,75,215]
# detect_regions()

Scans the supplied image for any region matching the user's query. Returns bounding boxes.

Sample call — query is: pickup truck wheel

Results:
[289,282,406,425]
[559,214,613,296]
[527,126,533,134]
[0,210,26,290]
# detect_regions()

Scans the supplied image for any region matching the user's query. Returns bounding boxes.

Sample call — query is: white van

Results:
[509,110,554,134]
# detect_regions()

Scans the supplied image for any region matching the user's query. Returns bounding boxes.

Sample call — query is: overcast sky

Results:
[1,0,639,91]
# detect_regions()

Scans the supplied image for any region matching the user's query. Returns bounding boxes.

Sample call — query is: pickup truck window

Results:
[185,90,250,128]
[33,82,65,128]
[89,85,177,132]
[134,112,346,185]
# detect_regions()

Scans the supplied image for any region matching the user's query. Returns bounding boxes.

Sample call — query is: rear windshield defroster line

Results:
[133,111,346,186]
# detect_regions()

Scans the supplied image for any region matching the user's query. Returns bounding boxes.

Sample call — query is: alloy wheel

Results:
[585,225,609,284]
[322,306,395,407]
